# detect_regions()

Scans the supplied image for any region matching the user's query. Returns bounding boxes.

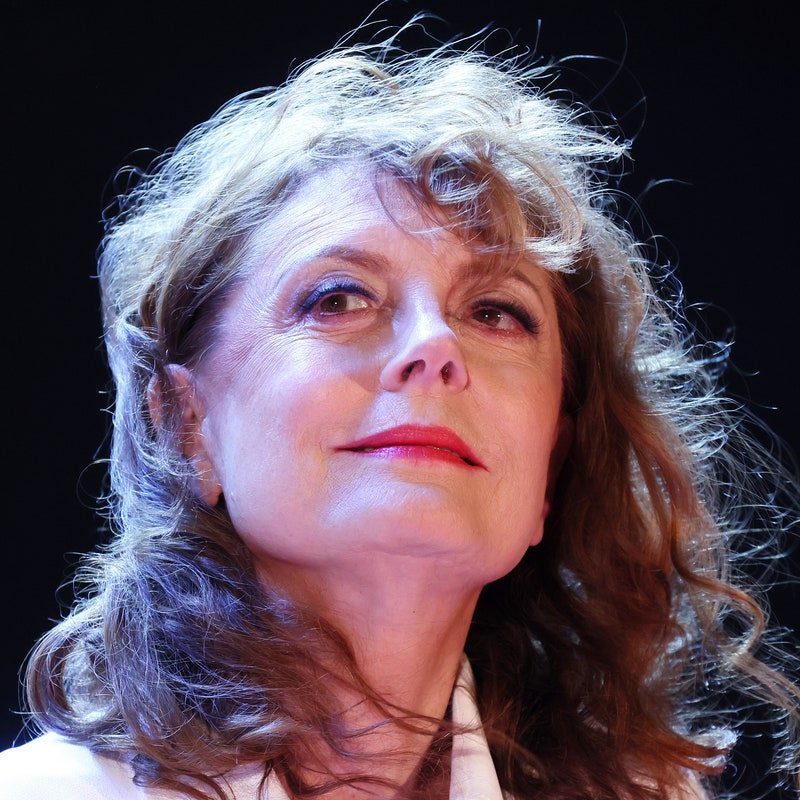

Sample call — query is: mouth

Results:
[336,425,486,469]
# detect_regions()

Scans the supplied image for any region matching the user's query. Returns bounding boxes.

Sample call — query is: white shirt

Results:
[0,660,504,800]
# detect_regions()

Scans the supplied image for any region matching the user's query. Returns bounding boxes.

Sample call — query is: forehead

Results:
[244,168,449,271]
[240,165,556,294]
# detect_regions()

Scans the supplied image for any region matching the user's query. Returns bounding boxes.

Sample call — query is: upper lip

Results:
[336,424,485,469]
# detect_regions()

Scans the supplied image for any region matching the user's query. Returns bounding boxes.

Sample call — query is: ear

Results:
[532,414,574,545]
[148,364,223,507]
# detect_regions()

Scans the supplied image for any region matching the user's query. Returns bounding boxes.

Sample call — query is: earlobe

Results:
[148,364,223,507]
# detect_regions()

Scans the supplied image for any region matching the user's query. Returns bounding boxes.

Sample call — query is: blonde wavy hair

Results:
[25,29,799,800]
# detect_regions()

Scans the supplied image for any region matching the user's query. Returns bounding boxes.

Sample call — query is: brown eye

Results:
[298,281,376,318]
[471,300,539,334]
[317,293,370,315]
[474,307,514,330]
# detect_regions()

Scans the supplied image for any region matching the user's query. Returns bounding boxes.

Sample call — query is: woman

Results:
[1,28,797,800]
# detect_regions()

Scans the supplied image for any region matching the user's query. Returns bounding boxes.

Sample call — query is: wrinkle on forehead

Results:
[290,163,560,291]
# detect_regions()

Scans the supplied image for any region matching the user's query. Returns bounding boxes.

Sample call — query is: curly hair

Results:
[24,30,799,800]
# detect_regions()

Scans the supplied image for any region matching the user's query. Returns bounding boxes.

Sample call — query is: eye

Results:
[298,280,376,319]
[316,292,370,315]
[470,299,540,334]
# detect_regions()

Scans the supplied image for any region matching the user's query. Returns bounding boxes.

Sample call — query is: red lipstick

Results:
[337,425,485,469]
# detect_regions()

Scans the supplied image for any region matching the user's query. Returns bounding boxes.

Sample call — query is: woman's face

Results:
[188,168,567,597]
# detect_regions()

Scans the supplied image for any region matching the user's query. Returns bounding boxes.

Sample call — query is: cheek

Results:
[479,354,562,453]
[219,359,328,466]
[205,338,365,518]
[479,365,562,502]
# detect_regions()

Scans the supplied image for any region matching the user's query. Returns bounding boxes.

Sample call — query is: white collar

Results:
[448,657,504,800]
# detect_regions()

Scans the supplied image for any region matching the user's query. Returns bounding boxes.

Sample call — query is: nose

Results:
[380,304,469,393]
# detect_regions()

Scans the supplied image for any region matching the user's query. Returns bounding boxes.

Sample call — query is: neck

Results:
[258,556,481,798]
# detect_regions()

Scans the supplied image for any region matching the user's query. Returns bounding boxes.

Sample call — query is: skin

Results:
[171,166,569,796]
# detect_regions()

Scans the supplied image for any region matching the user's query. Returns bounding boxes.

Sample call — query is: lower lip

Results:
[346,445,474,468]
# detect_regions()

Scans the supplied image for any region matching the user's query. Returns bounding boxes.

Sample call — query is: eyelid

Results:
[292,273,542,334]
[469,295,541,335]
[296,278,377,317]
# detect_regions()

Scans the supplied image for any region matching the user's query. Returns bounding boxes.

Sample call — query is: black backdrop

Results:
[4,1,798,797]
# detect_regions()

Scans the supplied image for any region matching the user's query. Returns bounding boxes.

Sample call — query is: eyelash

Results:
[470,299,540,334]
[297,280,540,335]
[297,280,376,316]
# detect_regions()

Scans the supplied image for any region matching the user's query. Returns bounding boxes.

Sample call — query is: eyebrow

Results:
[271,243,546,302]
[269,245,391,292]
[305,245,393,275]
[507,267,544,296]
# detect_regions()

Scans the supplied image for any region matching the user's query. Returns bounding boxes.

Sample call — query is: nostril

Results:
[441,363,452,383]
[401,360,421,381]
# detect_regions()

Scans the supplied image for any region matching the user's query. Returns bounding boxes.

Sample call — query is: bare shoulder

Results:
[0,733,142,800]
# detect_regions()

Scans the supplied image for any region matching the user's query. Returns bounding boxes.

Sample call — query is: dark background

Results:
[4,1,798,797]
